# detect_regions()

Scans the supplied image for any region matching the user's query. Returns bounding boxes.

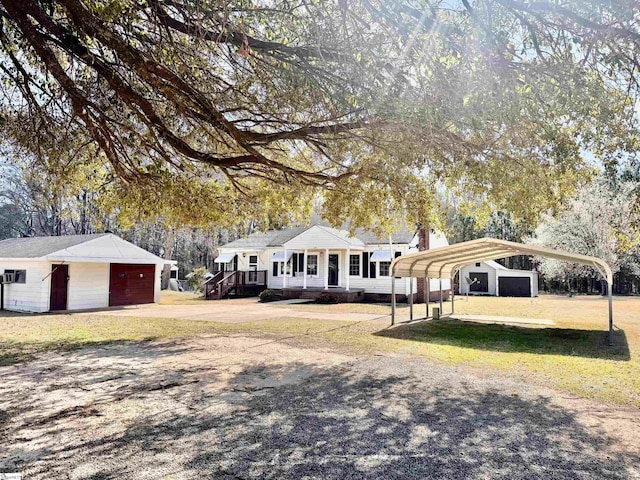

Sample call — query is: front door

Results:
[328,254,339,286]
[50,264,69,311]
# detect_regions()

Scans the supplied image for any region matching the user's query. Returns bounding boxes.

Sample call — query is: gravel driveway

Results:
[1,334,639,479]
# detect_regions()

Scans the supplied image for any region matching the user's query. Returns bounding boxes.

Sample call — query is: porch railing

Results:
[205,270,267,299]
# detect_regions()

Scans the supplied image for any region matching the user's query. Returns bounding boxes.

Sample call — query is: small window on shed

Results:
[4,269,26,283]
[170,270,178,279]
[475,262,481,267]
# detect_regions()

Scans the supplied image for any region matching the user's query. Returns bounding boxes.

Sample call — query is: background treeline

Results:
[3,160,640,295]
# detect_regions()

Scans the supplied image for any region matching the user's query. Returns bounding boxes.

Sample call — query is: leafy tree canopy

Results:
[1,0,639,232]
[527,178,640,280]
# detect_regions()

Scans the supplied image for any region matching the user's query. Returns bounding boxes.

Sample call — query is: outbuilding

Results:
[459,260,539,297]
[0,233,170,313]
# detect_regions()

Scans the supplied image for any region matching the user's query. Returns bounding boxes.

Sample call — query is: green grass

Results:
[1,294,639,408]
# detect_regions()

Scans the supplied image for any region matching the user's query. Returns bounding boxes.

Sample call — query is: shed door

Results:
[109,264,155,306]
[469,272,489,293]
[498,277,531,297]
[50,264,69,311]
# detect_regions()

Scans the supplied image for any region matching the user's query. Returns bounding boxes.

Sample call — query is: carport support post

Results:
[425,277,430,318]
[391,267,396,325]
[409,278,413,321]
[439,278,443,316]
[451,276,455,315]
[608,280,614,346]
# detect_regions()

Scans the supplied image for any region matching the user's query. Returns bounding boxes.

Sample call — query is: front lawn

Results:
[1,294,639,407]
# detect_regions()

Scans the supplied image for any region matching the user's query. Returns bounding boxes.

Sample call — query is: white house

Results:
[0,233,171,313]
[459,260,539,297]
[211,225,451,301]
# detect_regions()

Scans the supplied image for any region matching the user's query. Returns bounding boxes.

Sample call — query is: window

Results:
[349,254,360,276]
[290,253,305,276]
[249,255,258,282]
[369,254,376,278]
[394,251,402,278]
[475,262,481,267]
[170,270,178,279]
[4,269,26,283]
[307,255,318,276]
[379,261,391,277]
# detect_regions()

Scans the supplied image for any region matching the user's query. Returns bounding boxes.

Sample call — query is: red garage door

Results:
[109,264,155,306]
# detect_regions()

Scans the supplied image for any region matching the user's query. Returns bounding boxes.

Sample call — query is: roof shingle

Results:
[0,234,108,258]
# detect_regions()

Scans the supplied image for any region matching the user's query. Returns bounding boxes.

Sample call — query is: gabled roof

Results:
[0,234,108,258]
[283,225,365,249]
[0,233,170,264]
[221,223,416,249]
[484,260,509,270]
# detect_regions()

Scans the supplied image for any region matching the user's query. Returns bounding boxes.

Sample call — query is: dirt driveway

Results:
[82,299,390,323]
[2,332,639,479]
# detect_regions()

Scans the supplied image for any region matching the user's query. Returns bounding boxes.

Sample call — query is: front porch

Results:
[280,286,365,303]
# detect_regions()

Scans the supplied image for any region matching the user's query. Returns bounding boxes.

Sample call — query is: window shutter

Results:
[299,253,304,273]
[292,253,298,274]
[369,255,376,278]
[272,262,278,277]
[362,252,369,278]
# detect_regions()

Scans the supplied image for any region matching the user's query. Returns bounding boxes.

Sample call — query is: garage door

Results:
[498,277,531,297]
[109,264,155,306]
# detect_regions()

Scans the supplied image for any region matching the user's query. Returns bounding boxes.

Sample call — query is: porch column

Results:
[324,248,329,290]
[346,247,350,291]
[283,249,287,289]
[303,249,308,289]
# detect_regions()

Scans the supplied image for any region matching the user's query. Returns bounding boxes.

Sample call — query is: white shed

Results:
[459,260,539,297]
[0,233,171,313]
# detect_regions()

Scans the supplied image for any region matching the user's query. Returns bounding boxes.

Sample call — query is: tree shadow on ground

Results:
[9,354,638,479]
[374,319,630,360]
[0,338,167,366]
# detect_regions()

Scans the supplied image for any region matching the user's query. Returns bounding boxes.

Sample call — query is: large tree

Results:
[527,179,640,284]
[1,0,639,230]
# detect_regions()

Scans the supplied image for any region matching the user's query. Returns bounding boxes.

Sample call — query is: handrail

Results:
[217,271,237,286]
[204,271,224,285]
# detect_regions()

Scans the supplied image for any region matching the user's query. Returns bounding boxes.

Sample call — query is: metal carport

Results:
[390,238,615,345]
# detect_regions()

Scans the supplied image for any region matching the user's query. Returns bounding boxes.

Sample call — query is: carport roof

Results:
[391,237,613,283]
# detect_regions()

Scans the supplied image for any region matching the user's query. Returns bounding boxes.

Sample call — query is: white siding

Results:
[66,262,110,310]
[0,260,50,313]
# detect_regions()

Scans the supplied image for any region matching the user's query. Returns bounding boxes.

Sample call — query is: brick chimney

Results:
[415,226,430,303]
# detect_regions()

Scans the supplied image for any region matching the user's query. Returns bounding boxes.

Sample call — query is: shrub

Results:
[187,266,209,293]
[259,289,283,303]
[315,293,338,304]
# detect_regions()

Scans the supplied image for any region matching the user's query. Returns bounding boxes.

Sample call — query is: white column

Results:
[303,249,308,289]
[283,249,287,288]
[324,248,329,290]
[346,247,350,291]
